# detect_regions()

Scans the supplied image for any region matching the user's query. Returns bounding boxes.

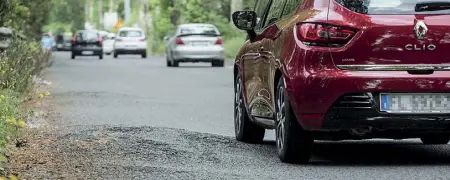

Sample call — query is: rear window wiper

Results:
[415,2,450,12]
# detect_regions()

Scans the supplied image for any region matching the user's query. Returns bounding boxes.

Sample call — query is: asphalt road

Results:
[27,52,450,179]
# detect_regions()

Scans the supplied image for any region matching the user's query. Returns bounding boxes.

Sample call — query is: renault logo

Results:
[414,20,428,40]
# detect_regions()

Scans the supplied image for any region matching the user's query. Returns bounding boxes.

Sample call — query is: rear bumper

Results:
[172,46,224,61]
[115,49,146,54]
[72,46,102,55]
[287,69,450,131]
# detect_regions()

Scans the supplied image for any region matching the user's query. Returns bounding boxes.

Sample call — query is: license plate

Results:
[380,93,450,113]
[82,51,93,55]
[57,44,63,48]
[66,43,71,46]
[192,42,208,46]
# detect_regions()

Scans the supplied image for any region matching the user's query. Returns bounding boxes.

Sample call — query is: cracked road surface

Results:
[15,52,450,179]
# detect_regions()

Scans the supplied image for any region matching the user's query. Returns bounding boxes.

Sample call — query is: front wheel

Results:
[234,73,265,143]
[275,76,313,164]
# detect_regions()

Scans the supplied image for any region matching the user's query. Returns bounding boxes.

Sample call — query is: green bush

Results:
[224,33,246,59]
[0,38,49,93]
[0,38,49,170]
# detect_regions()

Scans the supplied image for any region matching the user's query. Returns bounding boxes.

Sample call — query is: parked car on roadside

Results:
[165,23,225,67]
[113,27,147,58]
[232,0,450,164]
[55,34,72,51]
[71,30,103,60]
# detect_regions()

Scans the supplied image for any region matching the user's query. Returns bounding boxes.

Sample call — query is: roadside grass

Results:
[224,34,246,61]
[0,38,50,178]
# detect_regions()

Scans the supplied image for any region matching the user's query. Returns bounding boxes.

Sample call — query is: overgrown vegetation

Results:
[0,0,53,178]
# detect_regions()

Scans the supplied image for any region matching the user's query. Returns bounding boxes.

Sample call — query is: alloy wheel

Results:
[276,85,286,151]
[234,77,243,135]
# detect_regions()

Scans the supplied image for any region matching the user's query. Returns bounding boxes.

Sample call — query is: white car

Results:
[113,27,147,58]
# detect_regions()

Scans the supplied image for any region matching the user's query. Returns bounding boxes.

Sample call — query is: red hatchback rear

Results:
[232,0,450,164]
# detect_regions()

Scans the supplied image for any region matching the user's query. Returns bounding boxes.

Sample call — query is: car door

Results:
[242,0,288,120]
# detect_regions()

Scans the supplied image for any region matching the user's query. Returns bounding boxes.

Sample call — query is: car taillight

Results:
[98,36,103,46]
[72,36,76,45]
[215,38,223,45]
[296,23,357,47]
[175,37,184,45]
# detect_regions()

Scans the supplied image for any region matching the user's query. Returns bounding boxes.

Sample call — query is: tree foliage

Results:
[0,0,52,40]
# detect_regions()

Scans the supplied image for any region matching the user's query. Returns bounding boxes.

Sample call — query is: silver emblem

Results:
[414,21,428,40]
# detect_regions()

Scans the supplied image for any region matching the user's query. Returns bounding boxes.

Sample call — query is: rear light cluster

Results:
[215,38,223,45]
[98,35,103,46]
[72,35,76,45]
[175,37,184,45]
[296,23,357,47]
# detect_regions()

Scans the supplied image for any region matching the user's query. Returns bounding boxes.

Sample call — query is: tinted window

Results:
[335,0,450,14]
[254,0,272,30]
[119,30,143,37]
[282,0,302,16]
[264,0,287,27]
[178,25,219,36]
[76,31,98,41]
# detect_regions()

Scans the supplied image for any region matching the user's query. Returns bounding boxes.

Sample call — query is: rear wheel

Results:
[142,52,147,59]
[99,54,103,60]
[113,52,118,58]
[172,60,179,67]
[166,56,172,67]
[275,76,313,164]
[212,60,224,67]
[71,53,75,59]
[420,136,450,145]
[234,73,265,143]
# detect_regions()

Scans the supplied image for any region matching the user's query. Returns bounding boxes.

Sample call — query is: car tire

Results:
[234,73,265,143]
[113,52,118,58]
[212,60,225,67]
[106,52,111,55]
[166,56,172,67]
[275,76,313,164]
[420,136,450,145]
[71,53,75,59]
[172,60,179,67]
[142,52,147,59]
[99,54,103,60]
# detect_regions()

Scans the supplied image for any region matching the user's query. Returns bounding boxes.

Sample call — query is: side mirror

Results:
[232,11,257,41]
[232,11,257,30]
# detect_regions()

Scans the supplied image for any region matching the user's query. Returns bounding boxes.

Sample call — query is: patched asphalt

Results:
[20,52,450,179]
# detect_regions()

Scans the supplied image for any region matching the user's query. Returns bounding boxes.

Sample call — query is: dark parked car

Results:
[232,0,450,164]
[71,30,103,59]
[56,34,72,51]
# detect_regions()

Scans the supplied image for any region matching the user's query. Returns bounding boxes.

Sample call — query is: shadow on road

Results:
[259,139,450,165]
[309,141,450,166]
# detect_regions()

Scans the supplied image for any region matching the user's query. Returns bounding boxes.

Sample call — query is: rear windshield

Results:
[118,30,143,37]
[76,31,99,41]
[335,0,450,14]
[178,25,219,36]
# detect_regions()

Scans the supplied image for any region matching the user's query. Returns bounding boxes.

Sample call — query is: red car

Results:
[232,0,450,164]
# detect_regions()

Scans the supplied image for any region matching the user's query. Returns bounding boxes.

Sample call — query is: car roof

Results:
[178,23,216,28]
[118,27,143,31]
